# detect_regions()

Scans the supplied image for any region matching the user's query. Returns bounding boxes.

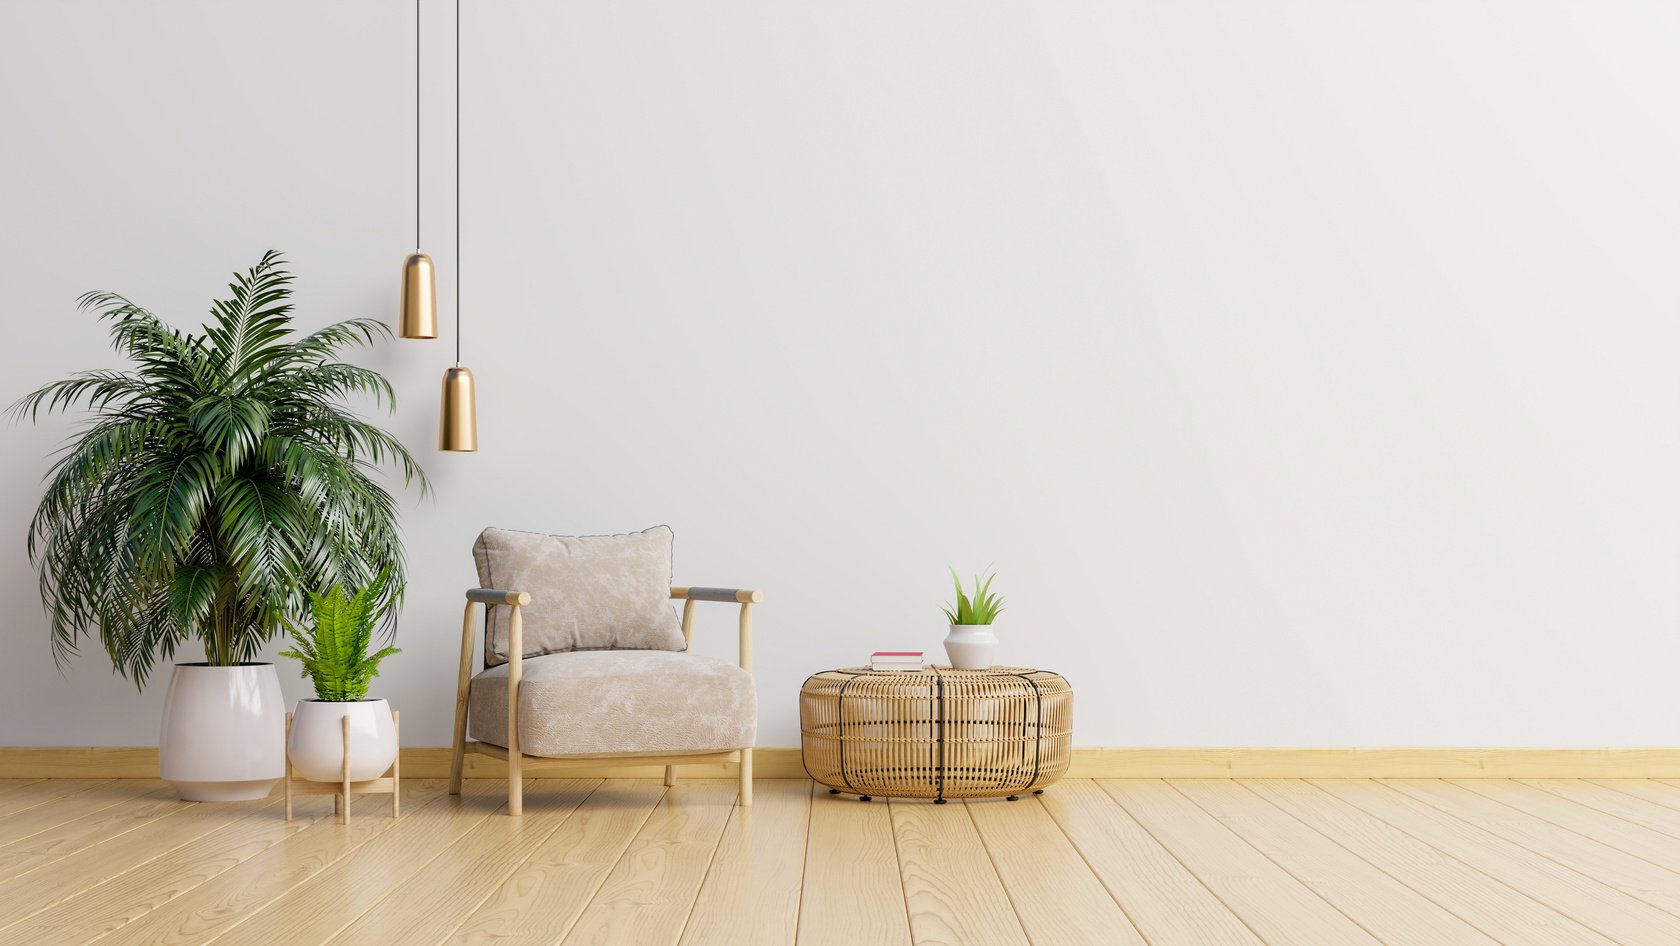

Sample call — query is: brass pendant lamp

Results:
[399,0,437,339]
[438,0,477,451]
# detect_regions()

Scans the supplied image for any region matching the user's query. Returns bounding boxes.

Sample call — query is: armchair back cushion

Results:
[474,525,686,666]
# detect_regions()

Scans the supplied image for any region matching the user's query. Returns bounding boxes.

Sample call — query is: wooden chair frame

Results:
[450,585,761,816]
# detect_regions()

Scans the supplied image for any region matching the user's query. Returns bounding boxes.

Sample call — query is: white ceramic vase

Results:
[943,624,999,670]
[158,663,286,801]
[287,699,398,783]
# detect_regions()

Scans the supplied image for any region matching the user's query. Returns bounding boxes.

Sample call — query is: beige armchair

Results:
[449,584,760,816]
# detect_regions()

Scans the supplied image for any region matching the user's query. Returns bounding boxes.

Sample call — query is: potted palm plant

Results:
[13,252,426,800]
[281,573,402,782]
[942,569,1005,669]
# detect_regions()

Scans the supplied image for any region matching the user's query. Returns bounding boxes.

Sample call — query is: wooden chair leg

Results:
[740,748,753,806]
[449,728,466,796]
[664,765,677,787]
[451,602,476,796]
[506,605,523,817]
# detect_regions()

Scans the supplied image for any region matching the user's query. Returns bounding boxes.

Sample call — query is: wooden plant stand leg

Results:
[341,714,352,825]
[284,713,293,822]
[391,711,401,819]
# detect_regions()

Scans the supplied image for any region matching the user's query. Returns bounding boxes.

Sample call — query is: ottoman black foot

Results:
[1033,789,1044,795]
[1007,795,1020,801]
[859,795,872,802]
[828,788,841,794]
[934,798,947,805]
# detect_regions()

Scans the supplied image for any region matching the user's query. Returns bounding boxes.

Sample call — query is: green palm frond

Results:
[13,252,427,684]
[289,317,391,362]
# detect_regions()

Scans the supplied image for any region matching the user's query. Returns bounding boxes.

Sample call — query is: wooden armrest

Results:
[671,586,763,604]
[466,588,531,606]
[671,586,758,674]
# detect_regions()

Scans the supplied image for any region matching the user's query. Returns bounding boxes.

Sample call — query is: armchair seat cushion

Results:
[469,650,757,758]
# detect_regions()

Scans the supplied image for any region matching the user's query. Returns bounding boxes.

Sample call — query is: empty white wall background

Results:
[1,1,1676,750]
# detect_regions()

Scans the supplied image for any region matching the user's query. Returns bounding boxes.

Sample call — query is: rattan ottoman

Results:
[799,666,1072,803]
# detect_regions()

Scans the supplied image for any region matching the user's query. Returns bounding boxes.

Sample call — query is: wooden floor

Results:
[2,778,1680,944]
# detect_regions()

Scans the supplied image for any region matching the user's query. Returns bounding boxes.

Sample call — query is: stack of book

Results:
[870,650,924,671]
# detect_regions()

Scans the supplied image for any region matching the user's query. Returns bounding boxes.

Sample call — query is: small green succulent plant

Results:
[941,568,1005,625]
[280,572,401,701]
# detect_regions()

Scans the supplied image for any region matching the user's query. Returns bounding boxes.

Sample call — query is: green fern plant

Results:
[280,572,401,701]
[941,568,1005,625]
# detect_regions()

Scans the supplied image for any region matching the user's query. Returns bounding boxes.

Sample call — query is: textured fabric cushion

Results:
[469,650,757,757]
[474,525,686,666]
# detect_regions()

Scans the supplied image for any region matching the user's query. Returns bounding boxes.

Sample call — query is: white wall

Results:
[3,1,1677,750]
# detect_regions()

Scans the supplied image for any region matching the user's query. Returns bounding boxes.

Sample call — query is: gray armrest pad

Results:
[677,587,764,604]
[467,588,531,605]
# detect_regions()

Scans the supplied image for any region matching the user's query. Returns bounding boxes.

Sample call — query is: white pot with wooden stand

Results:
[276,572,406,822]
[285,701,400,823]
[288,698,398,781]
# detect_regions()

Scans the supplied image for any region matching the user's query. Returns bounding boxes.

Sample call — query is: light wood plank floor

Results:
[2,778,1680,945]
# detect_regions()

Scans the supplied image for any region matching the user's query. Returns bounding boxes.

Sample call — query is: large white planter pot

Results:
[158,663,285,801]
[943,624,1000,670]
[288,699,398,783]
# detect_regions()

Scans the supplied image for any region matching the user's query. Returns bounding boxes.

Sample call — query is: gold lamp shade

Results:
[439,365,477,452]
[400,253,438,339]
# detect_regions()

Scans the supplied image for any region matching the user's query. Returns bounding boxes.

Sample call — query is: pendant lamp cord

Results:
[454,0,462,366]
[416,0,421,252]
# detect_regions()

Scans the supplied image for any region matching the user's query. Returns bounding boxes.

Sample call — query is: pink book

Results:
[871,650,925,670]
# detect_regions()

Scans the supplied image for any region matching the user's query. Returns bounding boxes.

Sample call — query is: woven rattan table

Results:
[799,666,1072,803]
